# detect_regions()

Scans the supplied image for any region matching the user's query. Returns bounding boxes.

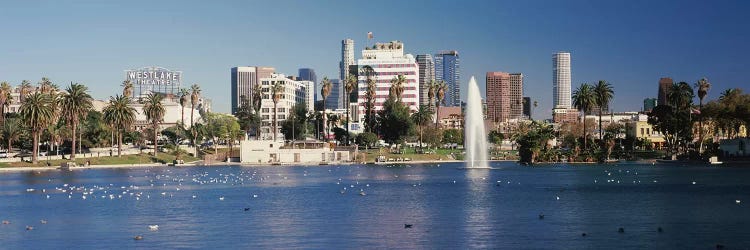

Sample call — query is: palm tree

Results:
[668,82,694,111]
[270,81,284,141]
[59,83,93,160]
[694,78,711,153]
[593,80,614,141]
[344,73,358,144]
[411,105,433,149]
[19,80,33,103]
[178,88,190,126]
[0,81,12,123]
[190,84,201,127]
[435,80,447,128]
[252,83,263,139]
[103,95,137,157]
[427,80,436,111]
[141,93,165,156]
[38,77,54,94]
[572,83,595,149]
[122,80,134,98]
[1,118,23,158]
[360,65,376,132]
[320,77,332,141]
[389,74,407,102]
[327,113,339,138]
[20,93,55,163]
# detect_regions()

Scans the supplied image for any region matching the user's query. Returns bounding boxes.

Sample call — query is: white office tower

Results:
[553,52,571,109]
[356,41,420,122]
[340,39,355,81]
[258,74,308,141]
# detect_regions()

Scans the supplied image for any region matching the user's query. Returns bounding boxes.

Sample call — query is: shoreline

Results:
[0,159,518,172]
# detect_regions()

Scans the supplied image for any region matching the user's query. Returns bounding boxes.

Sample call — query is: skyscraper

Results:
[553,52,571,109]
[658,77,673,106]
[356,41,420,122]
[523,97,532,118]
[298,68,317,83]
[643,98,657,112]
[230,66,275,114]
[325,79,342,110]
[509,73,524,119]
[298,68,317,102]
[486,72,511,122]
[340,39,355,81]
[435,50,461,107]
[231,67,256,114]
[416,54,435,107]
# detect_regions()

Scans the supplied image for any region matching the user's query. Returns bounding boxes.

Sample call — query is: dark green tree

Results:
[377,98,414,145]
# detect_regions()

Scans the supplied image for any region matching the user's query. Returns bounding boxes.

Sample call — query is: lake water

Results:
[1,162,749,249]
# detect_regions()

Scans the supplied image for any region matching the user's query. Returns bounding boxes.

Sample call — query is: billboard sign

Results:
[126,67,182,86]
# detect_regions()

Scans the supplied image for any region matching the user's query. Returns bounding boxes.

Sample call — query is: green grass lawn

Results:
[0,153,200,168]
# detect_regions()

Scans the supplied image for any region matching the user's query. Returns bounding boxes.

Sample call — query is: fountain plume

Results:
[464,77,489,169]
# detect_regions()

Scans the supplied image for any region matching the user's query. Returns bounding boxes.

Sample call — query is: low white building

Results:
[240,140,353,164]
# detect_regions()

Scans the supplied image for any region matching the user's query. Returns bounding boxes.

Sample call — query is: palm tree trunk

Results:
[698,100,704,154]
[273,102,277,141]
[71,123,77,160]
[117,130,122,157]
[345,95,350,145]
[419,125,423,149]
[153,124,158,156]
[7,139,11,158]
[32,132,38,164]
[599,107,603,141]
[435,104,441,128]
[190,104,195,128]
[181,107,185,127]
[322,97,327,142]
[583,111,587,150]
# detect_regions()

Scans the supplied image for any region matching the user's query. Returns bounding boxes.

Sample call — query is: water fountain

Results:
[464,76,490,169]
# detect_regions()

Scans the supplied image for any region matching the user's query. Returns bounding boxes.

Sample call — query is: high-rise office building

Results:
[486,72,511,122]
[298,68,317,102]
[523,97,532,118]
[230,66,275,114]
[553,52,571,109]
[258,73,309,140]
[509,73,524,119]
[643,98,657,112]
[658,77,673,106]
[300,80,315,113]
[340,39,355,81]
[416,54,435,107]
[325,79,342,110]
[356,41,420,122]
[298,68,317,83]
[435,50,461,107]
[231,67,257,114]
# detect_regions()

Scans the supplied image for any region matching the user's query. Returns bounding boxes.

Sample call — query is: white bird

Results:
[148,225,159,231]
[737,200,741,204]
[219,196,225,201]
[556,196,560,200]
[692,181,696,185]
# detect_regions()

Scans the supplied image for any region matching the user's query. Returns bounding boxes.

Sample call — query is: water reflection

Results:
[464,169,492,248]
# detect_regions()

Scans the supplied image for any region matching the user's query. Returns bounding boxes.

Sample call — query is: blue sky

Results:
[1,0,748,118]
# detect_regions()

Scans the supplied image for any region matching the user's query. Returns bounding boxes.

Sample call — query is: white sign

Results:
[126,67,182,86]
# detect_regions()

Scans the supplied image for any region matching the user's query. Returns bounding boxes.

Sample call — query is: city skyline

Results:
[1,0,748,119]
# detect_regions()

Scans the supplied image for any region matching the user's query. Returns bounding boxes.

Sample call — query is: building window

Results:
[262,108,270,113]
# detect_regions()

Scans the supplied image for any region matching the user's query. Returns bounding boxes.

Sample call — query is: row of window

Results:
[362,64,417,68]
[358,86,418,91]
[261,108,286,113]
